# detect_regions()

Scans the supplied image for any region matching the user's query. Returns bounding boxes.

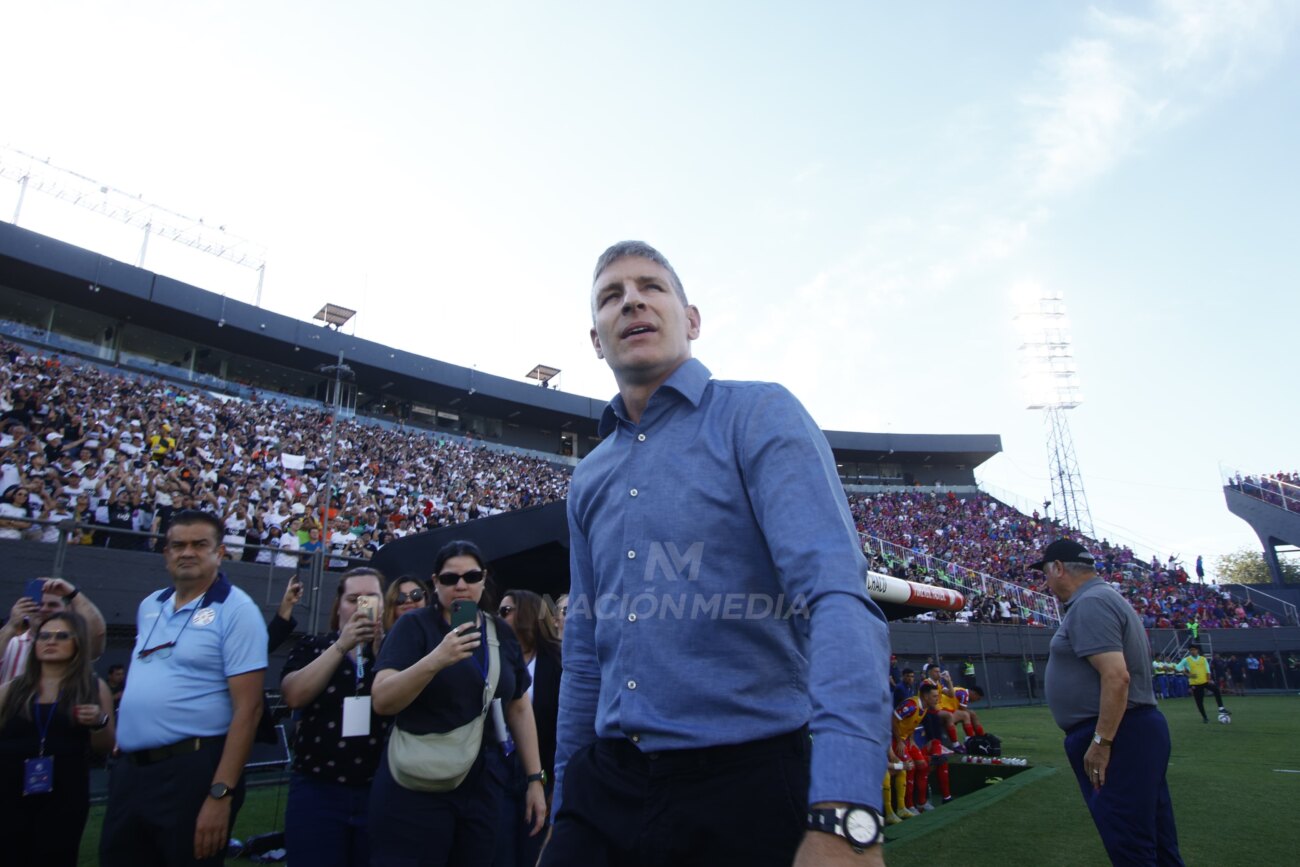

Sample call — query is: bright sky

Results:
[2,1,1297,579]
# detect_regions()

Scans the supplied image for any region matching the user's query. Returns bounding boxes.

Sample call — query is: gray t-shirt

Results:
[1045,577,1156,731]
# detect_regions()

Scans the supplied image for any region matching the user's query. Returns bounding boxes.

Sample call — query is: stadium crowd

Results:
[0,339,1283,630]
[850,490,1282,628]
[1230,471,1300,513]
[0,339,571,565]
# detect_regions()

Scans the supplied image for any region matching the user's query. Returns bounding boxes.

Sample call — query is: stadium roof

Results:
[0,220,1001,469]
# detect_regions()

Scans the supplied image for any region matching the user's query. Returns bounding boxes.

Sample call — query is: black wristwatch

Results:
[807,805,884,852]
[208,782,232,800]
[64,586,79,602]
[525,771,546,786]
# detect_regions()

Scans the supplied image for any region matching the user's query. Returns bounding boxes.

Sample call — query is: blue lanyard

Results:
[469,620,488,684]
[33,693,60,757]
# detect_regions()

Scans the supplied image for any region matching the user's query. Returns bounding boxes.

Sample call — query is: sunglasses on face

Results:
[435,570,485,587]
[37,630,73,642]
[396,589,426,604]
[498,605,515,617]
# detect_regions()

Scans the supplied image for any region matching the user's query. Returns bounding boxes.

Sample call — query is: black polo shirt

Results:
[376,607,530,735]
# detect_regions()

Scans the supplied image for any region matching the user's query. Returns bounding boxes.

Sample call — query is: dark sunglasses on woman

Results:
[396,589,425,604]
[435,569,486,587]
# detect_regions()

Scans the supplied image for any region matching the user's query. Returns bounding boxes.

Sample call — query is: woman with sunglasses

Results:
[383,574,429,632]
[279,566,391,867]
[370,541,546,867]
[493,589,563,867]
[0,611,114,866]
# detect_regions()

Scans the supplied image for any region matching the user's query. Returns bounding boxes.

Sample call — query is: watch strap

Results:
[1093,733,1113,746]
[807,805,883,850]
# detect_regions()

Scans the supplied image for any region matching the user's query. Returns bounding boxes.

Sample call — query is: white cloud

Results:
[1022,0,1296,196]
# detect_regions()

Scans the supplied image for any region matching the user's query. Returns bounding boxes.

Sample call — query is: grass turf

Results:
[885,695,1300,866]
[73,695,1300,865]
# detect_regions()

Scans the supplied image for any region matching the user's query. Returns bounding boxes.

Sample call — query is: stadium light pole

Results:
[1016,291,1095,541]
[313,351,354,633]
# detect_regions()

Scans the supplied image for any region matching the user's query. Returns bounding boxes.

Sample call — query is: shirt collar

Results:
[1061,576,1104,609]
[598,359,712,436]
[155,573,233,607]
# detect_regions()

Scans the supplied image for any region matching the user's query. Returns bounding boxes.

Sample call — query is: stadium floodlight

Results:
[314,303,357,330]
[526,364,561,388]
[0,145,268,302]
[1015,291,1095,540]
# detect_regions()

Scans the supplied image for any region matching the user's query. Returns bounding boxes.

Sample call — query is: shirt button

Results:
[629,488,638,497]
[628,613,637,622]
[627,680,637,690]
[627,550,636,559]
[637,433,646,442]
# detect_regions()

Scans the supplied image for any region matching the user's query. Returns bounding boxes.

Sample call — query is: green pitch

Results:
[76,695,1299,865]
[886,695,1300,866]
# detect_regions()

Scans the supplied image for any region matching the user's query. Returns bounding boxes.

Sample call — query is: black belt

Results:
[600,725,809,774]
[126,735,225,766]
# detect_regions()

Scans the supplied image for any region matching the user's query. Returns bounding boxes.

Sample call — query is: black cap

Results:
[1029,539,1096,571]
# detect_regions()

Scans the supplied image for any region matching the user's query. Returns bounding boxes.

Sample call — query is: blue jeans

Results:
[1063,707,1183,866]
[285,773,372,867]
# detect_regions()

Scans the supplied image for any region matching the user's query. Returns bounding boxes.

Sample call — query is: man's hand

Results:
[193,795,232,860]
[277,578,303,620]
[42,577,76,598]
[1083,742,1110,789]
[8,596,38,627]
[794,831,885,866]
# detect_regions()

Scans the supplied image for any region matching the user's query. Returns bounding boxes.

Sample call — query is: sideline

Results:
[884,765,1056,844]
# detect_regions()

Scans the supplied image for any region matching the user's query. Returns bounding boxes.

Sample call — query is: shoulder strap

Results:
[483,617,501,699]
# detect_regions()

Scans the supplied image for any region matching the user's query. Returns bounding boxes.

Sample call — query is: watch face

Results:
[844,808,880,847]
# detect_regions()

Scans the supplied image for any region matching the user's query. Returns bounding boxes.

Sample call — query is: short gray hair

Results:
[592,241,687,304]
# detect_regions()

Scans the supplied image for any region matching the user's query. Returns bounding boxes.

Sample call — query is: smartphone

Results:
[450,600,478,632]
[356,595,377,621]
[24,579,45,606]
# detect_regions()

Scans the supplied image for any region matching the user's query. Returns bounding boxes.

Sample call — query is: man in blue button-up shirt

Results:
[544,242,890,866]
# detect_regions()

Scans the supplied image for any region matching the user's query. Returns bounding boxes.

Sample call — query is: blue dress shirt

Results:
[554,359,890,815]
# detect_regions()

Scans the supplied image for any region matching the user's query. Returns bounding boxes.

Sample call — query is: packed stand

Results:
[1229,471,1300,514]
[0,340,572,562]
[850,490,1280,628]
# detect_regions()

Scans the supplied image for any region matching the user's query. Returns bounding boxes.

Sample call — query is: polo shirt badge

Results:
[192,607,217,627]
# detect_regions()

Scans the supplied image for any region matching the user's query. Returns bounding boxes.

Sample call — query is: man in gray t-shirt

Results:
[1037,539,1183,867]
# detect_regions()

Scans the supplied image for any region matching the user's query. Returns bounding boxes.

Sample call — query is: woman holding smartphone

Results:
[0,611,114,867]
[370,541,546,867]
[279,566,389,866]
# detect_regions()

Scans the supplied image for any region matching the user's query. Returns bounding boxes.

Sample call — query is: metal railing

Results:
[4,516,377,632]
[859,532,1062,625]
[1220,583,1300,627]
[1222,466,1300,516]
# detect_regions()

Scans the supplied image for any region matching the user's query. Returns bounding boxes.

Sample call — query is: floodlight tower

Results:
[1017,292,1095,540]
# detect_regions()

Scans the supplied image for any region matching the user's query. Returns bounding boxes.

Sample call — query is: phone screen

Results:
[356,595,376,620]
[450,600,478,631]
[24,579,45,606]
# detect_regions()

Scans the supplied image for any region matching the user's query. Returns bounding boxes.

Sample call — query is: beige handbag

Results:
[387,617,500,792]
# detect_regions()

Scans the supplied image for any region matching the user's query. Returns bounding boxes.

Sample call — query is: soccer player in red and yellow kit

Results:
[940,684,987,743]
[893,683,952,811]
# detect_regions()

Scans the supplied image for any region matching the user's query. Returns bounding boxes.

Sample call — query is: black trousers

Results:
[1191,682,1224,720]
[100,738,246,867]
[540,728,809,867]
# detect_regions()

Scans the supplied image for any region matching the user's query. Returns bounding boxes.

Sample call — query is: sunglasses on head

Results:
[436,569,486,587]
[396,589,426,604]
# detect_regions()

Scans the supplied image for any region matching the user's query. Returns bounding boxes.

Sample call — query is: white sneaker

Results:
[897,807,918,819]
[918,801,935,812]
[885,812,902,826]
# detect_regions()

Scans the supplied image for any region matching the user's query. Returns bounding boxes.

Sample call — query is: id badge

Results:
[342,696,371,737]
[23,756,54,796]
